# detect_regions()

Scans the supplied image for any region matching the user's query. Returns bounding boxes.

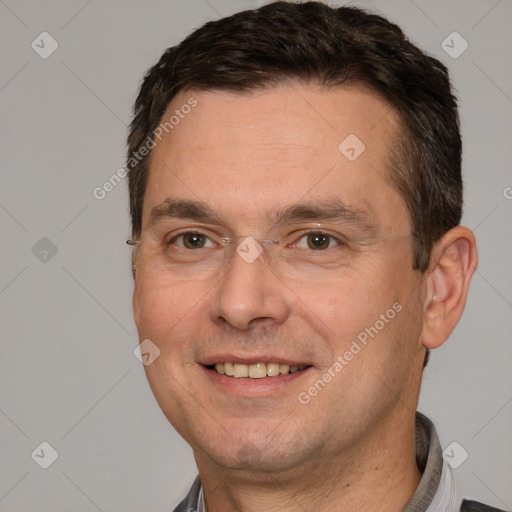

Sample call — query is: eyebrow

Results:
[148,198,378,235]
[267,200,378,235]
[148,198,221,227]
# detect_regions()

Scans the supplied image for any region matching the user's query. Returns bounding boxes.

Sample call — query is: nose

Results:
[210,248,291,332]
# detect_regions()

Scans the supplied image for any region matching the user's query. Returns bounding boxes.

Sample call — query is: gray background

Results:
[0,0,510,510]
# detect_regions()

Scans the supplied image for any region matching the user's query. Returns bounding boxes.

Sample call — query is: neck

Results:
[194,409,422,512]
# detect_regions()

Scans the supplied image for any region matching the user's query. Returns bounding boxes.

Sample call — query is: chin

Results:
[191,424,318,475]
[204,445,301,474]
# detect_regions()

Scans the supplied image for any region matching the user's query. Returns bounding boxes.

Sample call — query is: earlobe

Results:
[422,226,478,349]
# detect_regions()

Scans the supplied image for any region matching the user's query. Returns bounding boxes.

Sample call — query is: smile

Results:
[210,362,309,378]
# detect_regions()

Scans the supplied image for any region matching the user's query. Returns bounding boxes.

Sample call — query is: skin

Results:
[132,84,477,512]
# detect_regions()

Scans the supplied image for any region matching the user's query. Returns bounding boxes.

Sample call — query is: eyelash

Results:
[165,231,347,250]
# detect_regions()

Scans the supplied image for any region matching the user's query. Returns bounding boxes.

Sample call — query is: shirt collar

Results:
[405,412,462,512]
[179,412,461,512]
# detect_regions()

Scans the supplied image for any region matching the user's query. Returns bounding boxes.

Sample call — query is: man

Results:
[126,2,500,511]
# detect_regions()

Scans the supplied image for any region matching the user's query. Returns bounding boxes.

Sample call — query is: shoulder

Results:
[460,499,508,512]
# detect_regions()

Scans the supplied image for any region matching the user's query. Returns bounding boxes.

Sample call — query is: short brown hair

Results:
[127,1,462,274]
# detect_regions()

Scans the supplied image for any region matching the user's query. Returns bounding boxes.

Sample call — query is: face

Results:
[132,84,427,474]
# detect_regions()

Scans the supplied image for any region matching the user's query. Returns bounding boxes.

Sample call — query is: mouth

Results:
[206,362,311,379]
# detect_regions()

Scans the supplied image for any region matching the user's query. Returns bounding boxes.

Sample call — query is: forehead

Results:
[144,84,410,234]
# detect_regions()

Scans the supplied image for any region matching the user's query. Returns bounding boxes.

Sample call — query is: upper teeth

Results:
[214,362,306,379]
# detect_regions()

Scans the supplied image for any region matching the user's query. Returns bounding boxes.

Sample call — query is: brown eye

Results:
[307,233,331,250]
[170,233,213,249]
[183,233,206,248]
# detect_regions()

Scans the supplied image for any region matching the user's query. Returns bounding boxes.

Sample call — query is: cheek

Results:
[133,278,206,341]
[303,259,417,366]
[297,268,386,335]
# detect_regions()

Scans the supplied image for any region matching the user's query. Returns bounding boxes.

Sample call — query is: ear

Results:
[422,226,478,349]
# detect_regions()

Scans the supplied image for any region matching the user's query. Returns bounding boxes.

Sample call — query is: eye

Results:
[169,232,216,249]
[295,232,341,250]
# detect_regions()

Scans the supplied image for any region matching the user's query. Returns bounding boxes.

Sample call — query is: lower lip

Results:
[201,365,313,397]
